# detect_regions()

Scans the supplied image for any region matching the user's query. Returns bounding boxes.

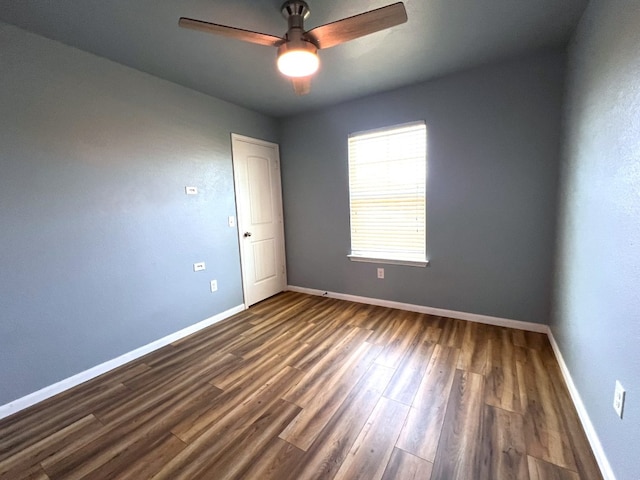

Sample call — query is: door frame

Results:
[231,133,287,307]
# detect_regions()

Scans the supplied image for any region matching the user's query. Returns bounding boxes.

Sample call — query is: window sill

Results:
[347,255,429,268]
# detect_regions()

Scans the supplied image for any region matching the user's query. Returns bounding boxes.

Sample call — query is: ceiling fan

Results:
[179,1,408,95]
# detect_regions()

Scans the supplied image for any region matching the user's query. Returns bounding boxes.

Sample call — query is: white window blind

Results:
[348,122,427,265]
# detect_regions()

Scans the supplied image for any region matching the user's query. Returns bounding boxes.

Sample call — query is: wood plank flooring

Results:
[0,291,603,479]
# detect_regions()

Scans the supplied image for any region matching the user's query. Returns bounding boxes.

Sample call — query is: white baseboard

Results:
[287,285,548,333]
[0,304,246,421]
[547,330,615,480]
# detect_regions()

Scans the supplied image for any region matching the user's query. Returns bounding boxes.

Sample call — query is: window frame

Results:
[347,121,429,268]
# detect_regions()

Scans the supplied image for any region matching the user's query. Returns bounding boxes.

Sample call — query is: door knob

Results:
[244,232,252,237]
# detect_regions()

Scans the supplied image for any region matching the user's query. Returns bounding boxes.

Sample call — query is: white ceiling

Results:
[0,0,588,117]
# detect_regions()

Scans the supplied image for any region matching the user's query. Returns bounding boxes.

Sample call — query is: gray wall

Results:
[553,1,640,478]
[280,49,565,324]
[0,23,278,405]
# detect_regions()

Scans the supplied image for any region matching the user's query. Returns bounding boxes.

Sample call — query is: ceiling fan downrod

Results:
[281,0,311,27]
[281,1,313,45]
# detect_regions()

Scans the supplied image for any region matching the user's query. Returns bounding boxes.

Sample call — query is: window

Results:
[348,121,428,266]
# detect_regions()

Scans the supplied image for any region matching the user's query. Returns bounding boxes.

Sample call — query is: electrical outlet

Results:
[377,268,384,279]
[210,280,218,293]
[193,262,206,272]
[613,380,626,418]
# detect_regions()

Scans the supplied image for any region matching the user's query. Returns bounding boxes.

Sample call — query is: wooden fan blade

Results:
[306,2,407,49]
[291,76,312,95]
[179,17,283,47]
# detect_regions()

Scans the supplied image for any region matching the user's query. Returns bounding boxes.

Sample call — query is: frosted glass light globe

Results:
[277,49,319,77]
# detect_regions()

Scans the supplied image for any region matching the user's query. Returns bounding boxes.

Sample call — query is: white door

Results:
[231,134,287,307]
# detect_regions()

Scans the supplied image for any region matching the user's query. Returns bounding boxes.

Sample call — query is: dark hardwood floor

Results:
[0,291,603,479]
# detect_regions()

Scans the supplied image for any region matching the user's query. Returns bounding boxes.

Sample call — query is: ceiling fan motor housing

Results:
[277,34,317,58]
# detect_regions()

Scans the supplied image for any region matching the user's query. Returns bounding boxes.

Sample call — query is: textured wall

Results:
[280,49,565,324]
[0,23,277,405]
[552,1,640,478]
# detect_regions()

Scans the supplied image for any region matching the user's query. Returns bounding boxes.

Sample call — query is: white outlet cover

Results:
[210,280,218,292]
[377,268,384,279]
[613,380,625,418]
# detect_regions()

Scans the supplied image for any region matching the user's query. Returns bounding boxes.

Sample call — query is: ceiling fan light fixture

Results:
[277,40,319,77]
[180,1,408,93]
